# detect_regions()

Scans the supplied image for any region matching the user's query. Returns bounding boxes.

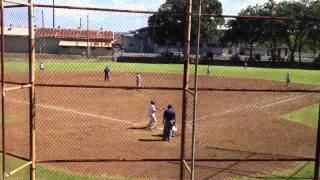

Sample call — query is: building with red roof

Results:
[3,26,115,57]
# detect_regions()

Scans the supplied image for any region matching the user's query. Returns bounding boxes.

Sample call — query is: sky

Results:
[5,0,280,32]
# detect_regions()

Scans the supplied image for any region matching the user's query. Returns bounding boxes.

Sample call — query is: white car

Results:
[172,52,183,58]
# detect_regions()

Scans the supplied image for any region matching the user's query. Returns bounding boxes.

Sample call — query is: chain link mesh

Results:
[1,0,320,179]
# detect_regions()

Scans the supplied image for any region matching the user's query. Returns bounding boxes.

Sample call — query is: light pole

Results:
[52,0,55,28]
[87,15,90,58]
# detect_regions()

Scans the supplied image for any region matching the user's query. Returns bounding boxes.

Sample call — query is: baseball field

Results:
[2,60,320,179]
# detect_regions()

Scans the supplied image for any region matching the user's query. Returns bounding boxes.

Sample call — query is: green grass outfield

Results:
[234,162,315,180]
[1,155,138,180]
[4,61,320,85]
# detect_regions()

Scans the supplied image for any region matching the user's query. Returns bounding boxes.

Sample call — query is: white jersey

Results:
[136,74,141,81]
[148,104,156,116]
[40,63,45,70]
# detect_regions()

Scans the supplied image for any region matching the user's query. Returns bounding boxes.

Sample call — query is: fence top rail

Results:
[4,3,320,21]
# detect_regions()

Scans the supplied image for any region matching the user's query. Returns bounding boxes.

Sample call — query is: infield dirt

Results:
[2,72,319,179]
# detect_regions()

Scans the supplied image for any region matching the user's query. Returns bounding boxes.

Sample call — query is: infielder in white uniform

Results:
[147,100,157,131]
[136,73,141,88]
[39,62,45,72]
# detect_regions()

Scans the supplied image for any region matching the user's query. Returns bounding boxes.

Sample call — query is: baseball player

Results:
[286,73,291,86]
[207,65,212,75]
[104,65,110,81]
[147,100,157,131]
[136,73,141,88]
[39,62,45,72]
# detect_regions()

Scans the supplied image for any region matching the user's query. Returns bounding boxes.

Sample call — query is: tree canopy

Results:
[148,0,224,46]
[222,0,320,63]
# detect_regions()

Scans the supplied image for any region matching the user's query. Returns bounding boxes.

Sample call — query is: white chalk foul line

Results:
[257,94,310,108]
[198,105,254,121]
[199,93,313,121]
[7,99,134,125]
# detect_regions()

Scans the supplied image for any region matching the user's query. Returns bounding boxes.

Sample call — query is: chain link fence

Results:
[1,0,320,179]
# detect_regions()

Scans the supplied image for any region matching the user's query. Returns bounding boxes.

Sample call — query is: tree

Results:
[222,4,265,59]
[148,0,223,46]
[258,0,284,63]
[306,0,320,61]
[275,0,312,63]
[222,0,316,63]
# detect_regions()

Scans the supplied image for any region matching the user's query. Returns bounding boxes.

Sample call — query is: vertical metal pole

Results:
[86,15,90,58]
[41,10,44,54]
[191,0,201,179]
[314,104,320,180]
[41,10,44,28]
[28,1,36,179]
[0,0,6,179]
[180,0,192,179]
[52,0,55,28]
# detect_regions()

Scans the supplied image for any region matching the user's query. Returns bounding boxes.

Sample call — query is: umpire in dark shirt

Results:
[162,104,176,141]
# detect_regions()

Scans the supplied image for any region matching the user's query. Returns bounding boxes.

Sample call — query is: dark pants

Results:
[162,121,174,141]
[104,72,109,80]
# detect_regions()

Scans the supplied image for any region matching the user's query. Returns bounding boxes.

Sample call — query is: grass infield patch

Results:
[0,154,138,180]
[0,113,16,125]
[284,104,319,128]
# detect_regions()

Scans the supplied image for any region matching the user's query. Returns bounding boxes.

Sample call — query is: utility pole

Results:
[86,15,90,58]
[42,10,44,28]
[80,17,82,29]
[42,10,45,54]
[52,0,55,28]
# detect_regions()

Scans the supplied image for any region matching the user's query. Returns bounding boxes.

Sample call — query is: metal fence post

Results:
[314,104,320,180]
[0,0,6,179]
[180,0,192,179]
[28,1,36,179]
[191,0,201,179]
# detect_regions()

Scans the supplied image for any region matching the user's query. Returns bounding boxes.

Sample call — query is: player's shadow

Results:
[138,139,163,142]
[139,134,164,142]
[128,126,148,130]
[152,134,163,138]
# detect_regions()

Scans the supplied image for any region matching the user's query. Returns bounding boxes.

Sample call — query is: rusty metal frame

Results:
[5,84,32,92]
[180,0,192,179]
[314,104,320,180]
[0,1,319,180]
[7,161,32,177]
[3,82,320,93]
[0,0,36,179]
[1,0,6,179]
[36,157,315,163]
[4,3,320,22]
[4,0,30,6]
[28,0,36,179]
[190,0,201,179]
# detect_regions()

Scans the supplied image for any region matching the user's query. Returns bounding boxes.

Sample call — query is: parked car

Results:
[172,52,183,59]
[229,54,241,62]
[161,51,173,58]
[161,51,183,59]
